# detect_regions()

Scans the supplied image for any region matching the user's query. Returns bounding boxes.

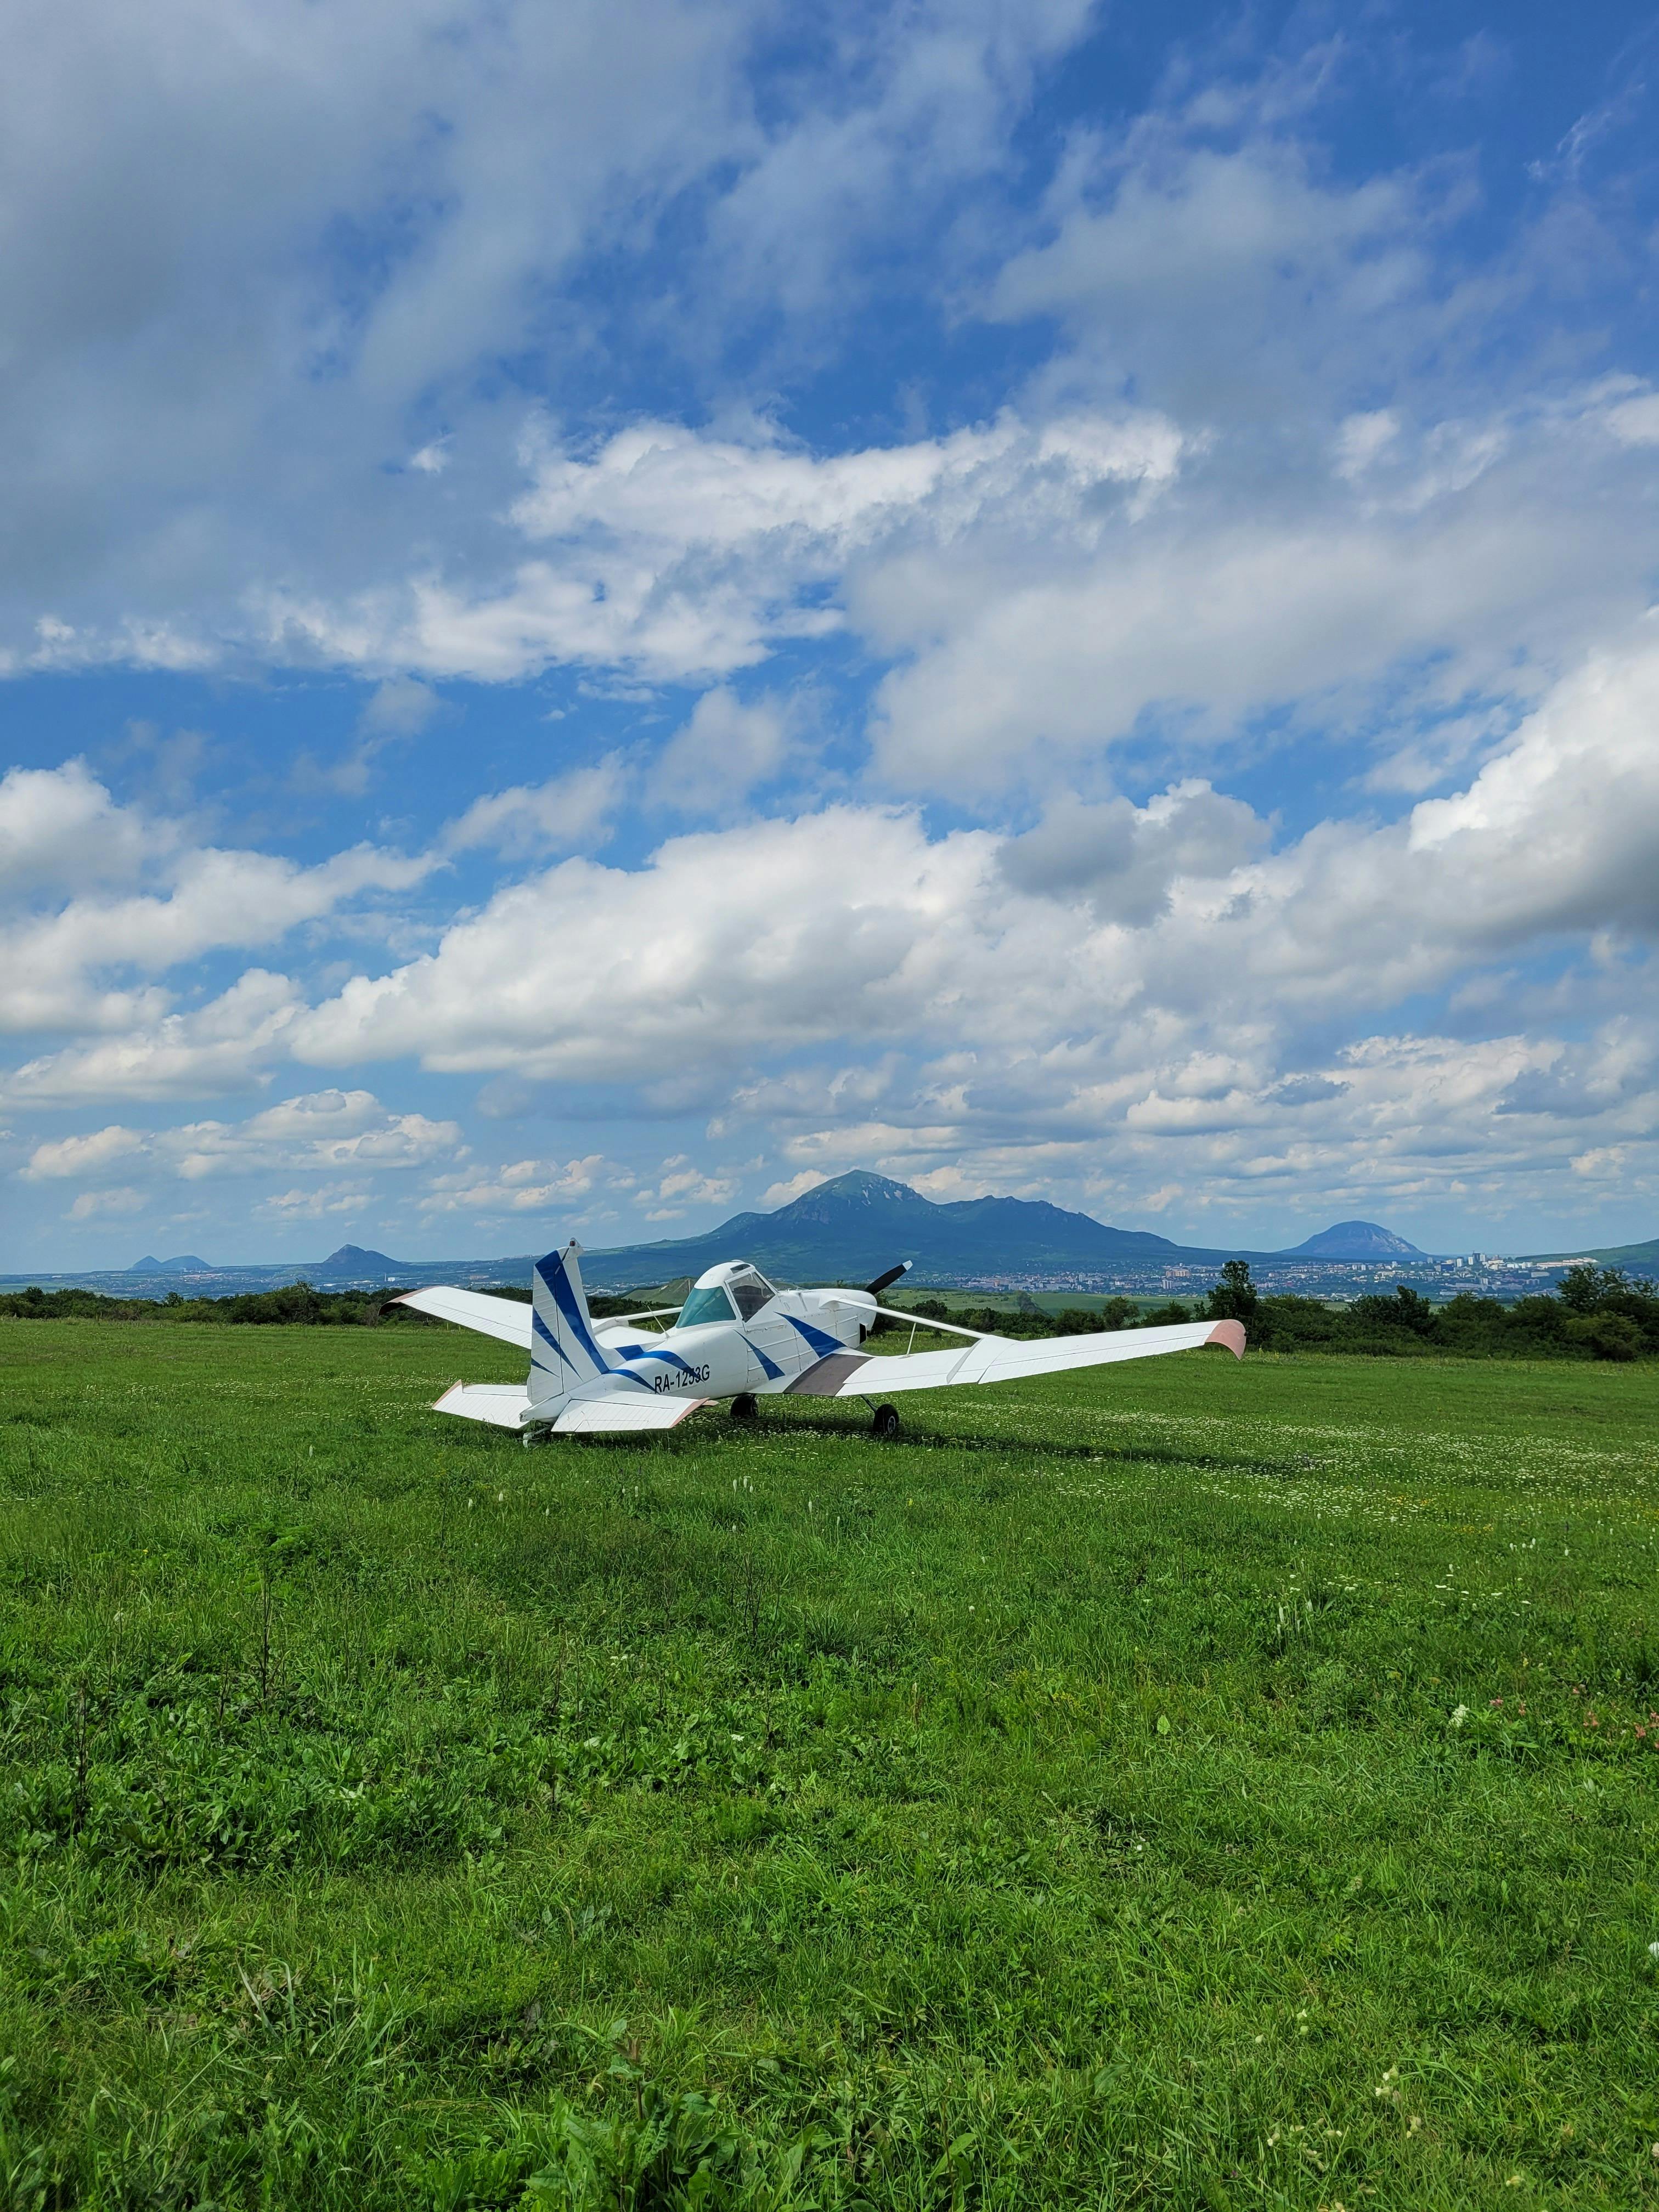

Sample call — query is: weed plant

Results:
[2,1321,1658,2207]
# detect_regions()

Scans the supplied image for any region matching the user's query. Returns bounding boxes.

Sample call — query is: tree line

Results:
[900,1261,1659,1362]
[3,1262,1655,1358]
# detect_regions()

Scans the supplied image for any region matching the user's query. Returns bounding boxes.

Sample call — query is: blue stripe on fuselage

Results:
[623,1346,695,1373]
[782,1313,843,1359]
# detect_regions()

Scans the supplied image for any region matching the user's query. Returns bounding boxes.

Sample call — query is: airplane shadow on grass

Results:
[535,1403,1306,1485]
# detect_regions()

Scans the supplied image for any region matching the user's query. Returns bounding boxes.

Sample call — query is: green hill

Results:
[1523,1234,1659,1267]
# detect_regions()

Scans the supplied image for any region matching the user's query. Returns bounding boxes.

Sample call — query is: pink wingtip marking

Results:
[1206,1319,1247,1359]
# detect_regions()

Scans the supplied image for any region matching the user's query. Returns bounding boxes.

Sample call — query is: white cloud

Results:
[258,1186,375,1221]
[362,676,439,737]
[21,1089,461,1194]
[444,758,622,858]
[255,408,1186,685]
[267,637,1659,1120]
[759,1169,827,1208]
[26,1125,148,1179]
[5,971,301,1103]
[67,1186,148,1220]
[168,1090,461,1178]
[0,760,166,904]
[419,1153,613,1215]
[11,627,1655,1239]
[639,1155,738,1220]
[1607,391,1659,445]
[656,687,803,814]
[0,755,433,1066]
[999,782,1269,923]
[0,0,1111,676]
[293,807,1001,1081]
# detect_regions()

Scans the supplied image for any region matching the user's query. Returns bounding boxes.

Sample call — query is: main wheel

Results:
[871,1403,900,1440]
[730,1393,759,1421]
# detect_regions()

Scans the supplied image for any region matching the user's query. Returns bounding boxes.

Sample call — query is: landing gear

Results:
[730,1393,759,1421]
[871,1403,900,1440]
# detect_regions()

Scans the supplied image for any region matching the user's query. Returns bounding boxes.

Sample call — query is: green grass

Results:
[3,1320,1659,2209]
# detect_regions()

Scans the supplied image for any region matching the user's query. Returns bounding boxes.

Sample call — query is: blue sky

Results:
[5,0,1659,1266]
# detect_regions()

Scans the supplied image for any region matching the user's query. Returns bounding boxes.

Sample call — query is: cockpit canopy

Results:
[676,1260,777,1328]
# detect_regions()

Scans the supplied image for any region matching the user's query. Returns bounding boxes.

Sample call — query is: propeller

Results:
[863,1260,913,1297]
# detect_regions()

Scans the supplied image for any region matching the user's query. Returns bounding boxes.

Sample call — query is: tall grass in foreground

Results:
[2,1321,1658,2208]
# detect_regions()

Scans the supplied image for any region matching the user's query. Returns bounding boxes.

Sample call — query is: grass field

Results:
[3,1320,1659,2209]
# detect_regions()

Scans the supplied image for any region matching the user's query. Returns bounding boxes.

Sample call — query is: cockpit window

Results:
[676,1285,735,1328]
[730,1271,775,1321]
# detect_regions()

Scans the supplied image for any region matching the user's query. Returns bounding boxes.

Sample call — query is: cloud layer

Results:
[4,7,1659,1260]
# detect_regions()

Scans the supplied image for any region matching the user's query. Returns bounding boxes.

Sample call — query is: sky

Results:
[5,0,1659,1268]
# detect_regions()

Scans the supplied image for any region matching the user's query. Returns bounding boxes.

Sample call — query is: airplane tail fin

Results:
[528,1241,613,1407]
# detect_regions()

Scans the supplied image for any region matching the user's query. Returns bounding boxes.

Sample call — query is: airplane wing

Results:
[798,1317,1245,1397]
[392,1285,533,1350]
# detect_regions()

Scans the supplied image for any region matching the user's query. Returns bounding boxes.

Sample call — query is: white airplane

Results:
[393,1243,1245,1440]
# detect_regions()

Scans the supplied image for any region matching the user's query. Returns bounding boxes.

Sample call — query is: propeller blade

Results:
[864,1260,913,1297]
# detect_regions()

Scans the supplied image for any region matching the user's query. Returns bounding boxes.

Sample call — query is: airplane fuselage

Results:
[584,1280,874,1414]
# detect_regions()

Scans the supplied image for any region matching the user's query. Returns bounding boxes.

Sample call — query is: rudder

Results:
[528,1242,612,1408]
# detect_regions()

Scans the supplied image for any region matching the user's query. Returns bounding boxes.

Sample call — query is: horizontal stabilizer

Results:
[551,1395,711,1434]
[432,1381,532,1427]
[394,1285,532,1350]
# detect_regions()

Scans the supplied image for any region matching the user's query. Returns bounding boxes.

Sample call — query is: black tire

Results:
[730,1393,759,1421]
[871,1403,900,1440]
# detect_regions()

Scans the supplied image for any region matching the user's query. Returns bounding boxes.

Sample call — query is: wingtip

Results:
[1205,1318,1248,1358]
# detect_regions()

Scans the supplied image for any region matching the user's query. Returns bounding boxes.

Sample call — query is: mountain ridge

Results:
[93,1175,1453,1289]
[516,1171,1435,1288]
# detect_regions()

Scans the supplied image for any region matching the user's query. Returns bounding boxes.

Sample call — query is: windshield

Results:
[676,1285,735,1328]
[730,1271,775,1321]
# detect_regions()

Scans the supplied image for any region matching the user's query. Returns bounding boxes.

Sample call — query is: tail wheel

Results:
[871,1403,900,1440]
[731,1393,758,1421]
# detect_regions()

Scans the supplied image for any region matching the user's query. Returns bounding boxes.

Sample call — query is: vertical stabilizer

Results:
[528,1242,612,1408]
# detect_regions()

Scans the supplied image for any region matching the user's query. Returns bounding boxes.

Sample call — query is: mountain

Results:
[75,1182,1445,1304]
[126,1253,212,1273]
[314,1244,403,1275]
[1278,1220,1426,1261]
[571,1169,1214,1289]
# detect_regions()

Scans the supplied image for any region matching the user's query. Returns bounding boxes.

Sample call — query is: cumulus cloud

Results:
[25,1125,149,1180]
[24,1089,461,1190]
[280,640,1659,1099]
[655,688,800,814]
[444,759,622,858]
[258,1186,375,1221]
[419,1153,614,1216]
[0,758,432,1066]
[999,782,1269,923]
[6,971,302,1105]
[5,12,1659,1256]
[759,1169,828,1208]
[291,808,1002,1082]
[0,759,165,903]
[638,1156,740,1220]
[67,1186,148,1221]
[0,0,1110,674]
[260,408,1187,685]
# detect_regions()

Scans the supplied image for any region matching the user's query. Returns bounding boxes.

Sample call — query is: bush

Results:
[1568,1312,1645,1362]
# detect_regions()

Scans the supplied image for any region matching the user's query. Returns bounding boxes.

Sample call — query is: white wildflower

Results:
[1449,1705,1469,1728]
